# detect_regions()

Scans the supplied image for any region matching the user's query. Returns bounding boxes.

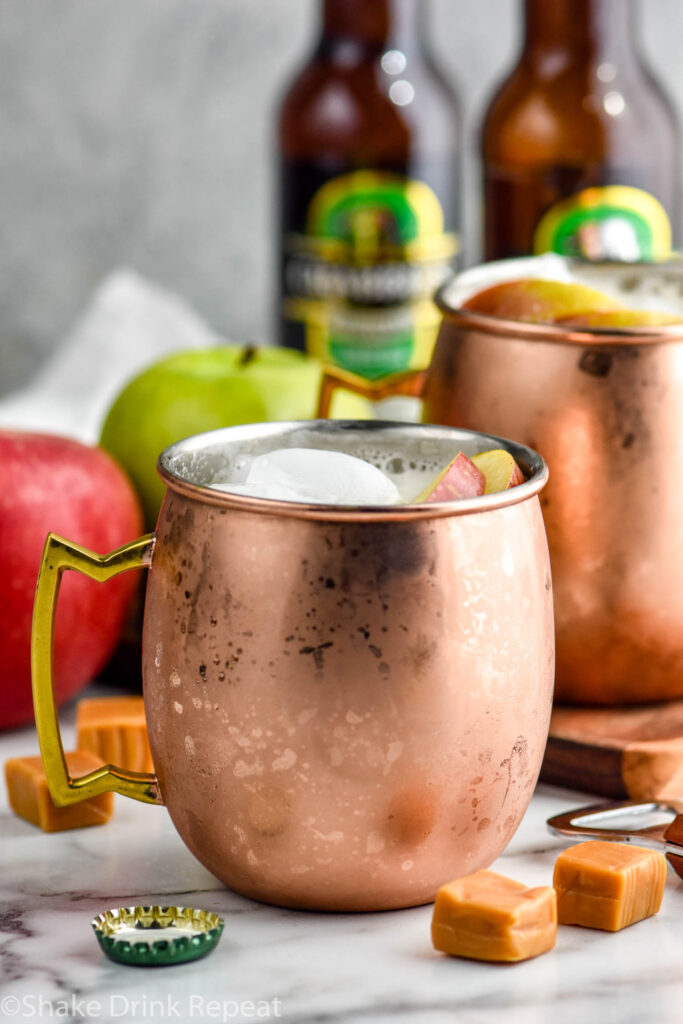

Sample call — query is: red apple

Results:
[0,432,143,730]
[415,451,485,502]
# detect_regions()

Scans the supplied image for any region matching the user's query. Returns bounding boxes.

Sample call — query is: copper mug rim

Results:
[435,258,683,348]
[156,420,548,523]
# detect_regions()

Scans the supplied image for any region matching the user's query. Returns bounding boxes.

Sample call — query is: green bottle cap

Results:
[91,905,224,967]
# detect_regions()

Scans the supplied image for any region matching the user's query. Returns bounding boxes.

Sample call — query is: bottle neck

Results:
[320,0,426,53]
[524,0,639,66]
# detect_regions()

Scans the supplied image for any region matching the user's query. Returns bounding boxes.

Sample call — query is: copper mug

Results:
[318,260,683,706]
[32,420,553,911]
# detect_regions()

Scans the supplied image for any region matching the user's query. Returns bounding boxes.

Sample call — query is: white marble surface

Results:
[2,690,683,1024]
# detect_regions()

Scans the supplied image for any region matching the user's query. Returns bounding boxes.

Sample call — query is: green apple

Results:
[99,345,371,527]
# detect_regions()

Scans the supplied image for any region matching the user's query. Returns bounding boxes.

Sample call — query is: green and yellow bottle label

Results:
[533,185,673,262]
[282,170,459,379]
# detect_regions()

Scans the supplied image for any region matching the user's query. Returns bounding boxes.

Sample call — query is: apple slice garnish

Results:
[462,279,624,324]
[471,449,525,493]
[554,309,683,328]
[413,451,485,503]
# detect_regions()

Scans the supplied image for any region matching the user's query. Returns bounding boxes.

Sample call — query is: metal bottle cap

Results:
[91,905,224,966]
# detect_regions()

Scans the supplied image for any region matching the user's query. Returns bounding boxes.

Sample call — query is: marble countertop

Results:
[2,689,683,1024]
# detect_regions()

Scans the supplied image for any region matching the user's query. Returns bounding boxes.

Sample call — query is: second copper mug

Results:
[318,260,683,706]
[32,420,553,911]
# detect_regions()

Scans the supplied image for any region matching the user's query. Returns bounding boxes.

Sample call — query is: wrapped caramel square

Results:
[553,841,667,931]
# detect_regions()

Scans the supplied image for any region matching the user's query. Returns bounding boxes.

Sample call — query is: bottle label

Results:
[533,185,673,262]
[282,170,458,379]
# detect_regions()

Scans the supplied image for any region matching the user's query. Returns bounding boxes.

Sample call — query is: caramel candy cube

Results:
[76,696,153,773]
[431,870,557,962]
[5,751,113,832]
[553,841,667,931]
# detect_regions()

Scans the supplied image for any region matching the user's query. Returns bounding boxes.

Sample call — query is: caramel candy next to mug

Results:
[553,841,667,931]
[431,870,557,962]
[5,751,114,832]
[76,696,153,774]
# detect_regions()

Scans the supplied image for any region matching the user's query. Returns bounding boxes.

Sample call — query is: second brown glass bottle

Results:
[482,0,681,262]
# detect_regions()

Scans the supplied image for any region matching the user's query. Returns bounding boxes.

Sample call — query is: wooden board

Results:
[540,700,683,800]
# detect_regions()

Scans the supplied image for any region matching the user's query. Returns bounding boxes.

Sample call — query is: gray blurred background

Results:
[2,0,682,396]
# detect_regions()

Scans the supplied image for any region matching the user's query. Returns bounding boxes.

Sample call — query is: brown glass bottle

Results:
[482,0,681,262]
[277,0,461,379]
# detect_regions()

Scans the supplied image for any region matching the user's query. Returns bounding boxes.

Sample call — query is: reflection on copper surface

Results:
[430,278,683,705]
[140,422,553,910]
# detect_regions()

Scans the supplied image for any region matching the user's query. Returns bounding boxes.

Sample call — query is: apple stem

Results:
[239,344,258,367]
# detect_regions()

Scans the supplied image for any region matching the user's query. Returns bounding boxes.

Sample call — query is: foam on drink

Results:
[445,254,683,319]
[163,422,531,509]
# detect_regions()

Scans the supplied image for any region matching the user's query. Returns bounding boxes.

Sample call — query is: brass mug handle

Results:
[31,532,163,807]
[316,365,429,419]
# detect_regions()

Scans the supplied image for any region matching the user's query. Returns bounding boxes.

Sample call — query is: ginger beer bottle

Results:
[482,0,680,262]
[277,0,461,379]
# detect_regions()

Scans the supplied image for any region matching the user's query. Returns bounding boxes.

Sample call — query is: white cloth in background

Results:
[0,270,219,443]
